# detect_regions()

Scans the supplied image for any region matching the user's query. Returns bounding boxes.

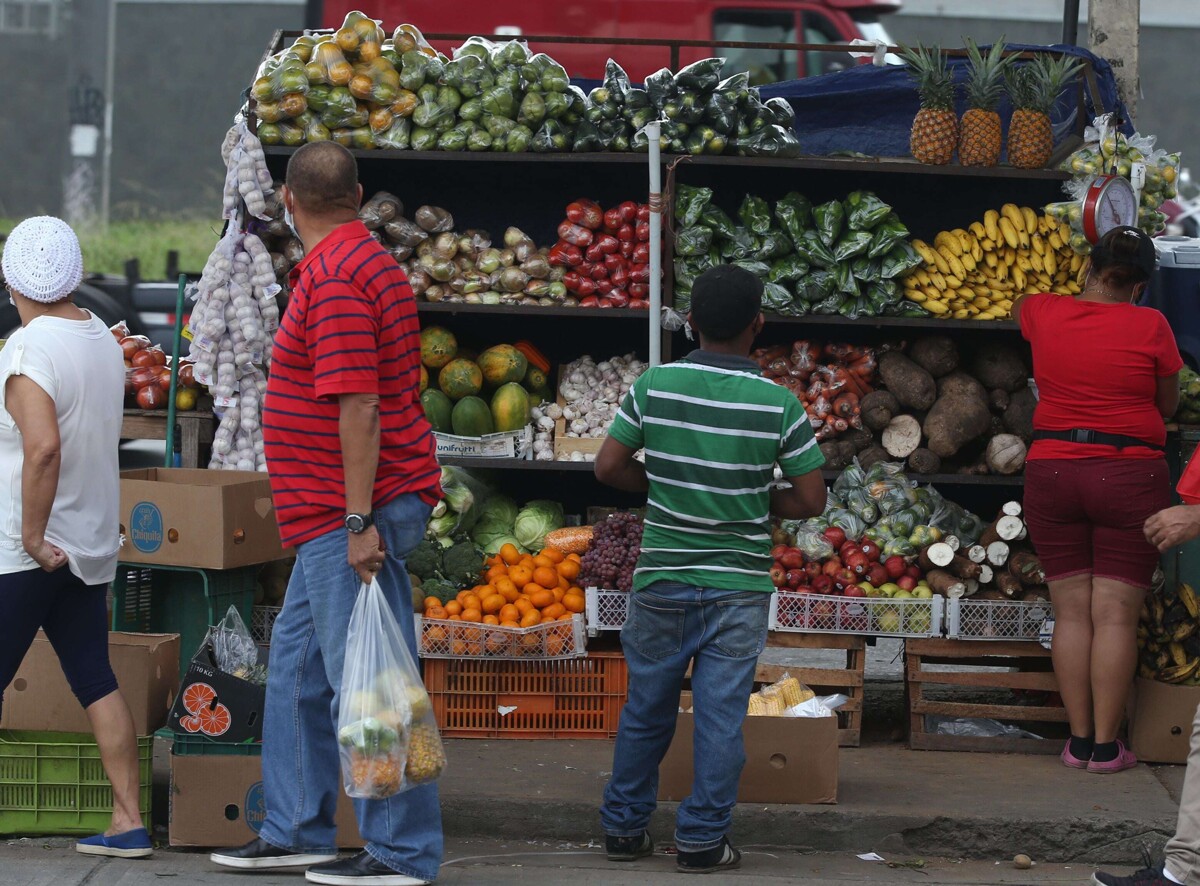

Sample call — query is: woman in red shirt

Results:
[1016,226,1182,774]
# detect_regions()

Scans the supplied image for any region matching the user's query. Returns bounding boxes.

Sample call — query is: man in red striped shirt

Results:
[211,142,442,886]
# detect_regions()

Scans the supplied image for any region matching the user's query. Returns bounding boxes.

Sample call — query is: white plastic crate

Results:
[769,591,944,639]
[251,605,282,644]
[946,598,1053,641]
[417,614,586,661]
[585,587,629,636]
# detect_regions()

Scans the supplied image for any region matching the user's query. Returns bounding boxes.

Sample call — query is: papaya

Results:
[451,395,494,437]
[438,358,483,400]
[478,344,528,387]
[420,389,453,433]
[419,364,428,393]
[491,382,531,432]
[528,386,553,406]
[524,364,547,392]
[419,325,457,369]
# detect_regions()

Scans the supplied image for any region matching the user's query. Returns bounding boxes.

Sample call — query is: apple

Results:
[834,567,857,591]
[893,590,914,600]
[811,575,833,595]
[771,544,790,562]
[877,607,902,633]
[805,562,823,581]
[905,565,922,580]
[884,556,908,580]
[859,540,881,562]
[823,527,847,548]
[770,564,787,588]
[879,582,901,598]
[867,564,889,586]
[840,541,859,561]
[913,587,934,599]
[823,559,842,577]
[844,584,868,597]
[780,550,804,569]
[813,599,836,618]
[786,569,807,589]
[845,552,870,575]
[897,575,918,592]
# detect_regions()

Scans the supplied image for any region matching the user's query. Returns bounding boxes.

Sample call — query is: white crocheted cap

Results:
[2,216,84,303]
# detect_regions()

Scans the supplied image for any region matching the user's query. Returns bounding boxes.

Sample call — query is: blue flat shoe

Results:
[76,826,153,858]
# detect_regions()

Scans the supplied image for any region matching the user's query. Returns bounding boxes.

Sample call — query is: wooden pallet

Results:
[761,633,865,748]
[906,637,1065,754]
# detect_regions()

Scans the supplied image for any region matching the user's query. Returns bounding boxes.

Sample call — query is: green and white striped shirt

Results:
[608,350,825,593]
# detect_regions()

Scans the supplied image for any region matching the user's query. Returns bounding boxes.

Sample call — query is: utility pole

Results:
[1088,0,1140,122]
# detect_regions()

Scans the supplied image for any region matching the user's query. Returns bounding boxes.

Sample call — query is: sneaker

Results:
[1061,739,1091,770]
[606,831,654,861]
[1088,740,1139,774]
[76,826,153,858]
[677,837,742,874]
[1091,864,1173,884]
[210,836,338,870]
[305,850,430,885]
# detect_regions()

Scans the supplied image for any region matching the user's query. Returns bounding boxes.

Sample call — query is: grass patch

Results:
[0,218,223,279]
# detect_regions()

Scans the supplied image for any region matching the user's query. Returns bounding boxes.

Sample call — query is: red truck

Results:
[311,0,901,84]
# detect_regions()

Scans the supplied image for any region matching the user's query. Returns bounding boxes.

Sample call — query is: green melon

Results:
[524,365,548,392]
[420,389,453,433]
[419,364,429,393]
[420,326,457,369]
[438,358,483,401]
[478,344,529,388]
[451,395,494,437]
[491,383,531,432]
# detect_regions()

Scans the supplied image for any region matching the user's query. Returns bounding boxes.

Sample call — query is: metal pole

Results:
[1062,0,1081,46]
[100,0,117,229]
[646,121,662,368]
[164,274,186,467]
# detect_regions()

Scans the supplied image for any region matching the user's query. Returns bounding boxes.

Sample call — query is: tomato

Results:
[136,385,166,410]
[157,367,173,392]
[119,337,145,360]
[128,367,159,391]
[147,346,167,366]
[178,363,196,389]
[130,349,156,367]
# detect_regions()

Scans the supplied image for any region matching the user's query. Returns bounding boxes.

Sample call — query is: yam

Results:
[985,541,1010,566]
[878,351,937,411]
[980,515,1026,545]
[857,446,890,472]
[860,390,899,433]
[974,588,1008,602]
[1009,551,1046,585]
[923,393,992,459]
[1003,388,1037,442]
[907,447,942,475]
[820,441,852,470]
[971,343,1029,393]
[908,335,960,378]
[995,571,1023,599]
[882,414,922,459]
[965,544,986,564]
[989,388,1011,414]
[926,569,966,598]
[936,371,987,403]
[986,434,1028,475]
[1001,501,1023,517]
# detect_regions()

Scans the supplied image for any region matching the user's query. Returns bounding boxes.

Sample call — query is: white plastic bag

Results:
[337,579,446,799]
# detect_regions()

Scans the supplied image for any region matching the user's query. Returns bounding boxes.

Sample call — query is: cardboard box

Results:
[658,692,838,805]
[168,644,266,744]
[169,753,361,848]
[1130,677,1200,764]
[119,468,290,569]
[433,426,532,459]
[0,631,179,734]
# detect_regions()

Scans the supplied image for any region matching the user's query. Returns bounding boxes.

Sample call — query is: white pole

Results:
[100,0,118,229]
[647,121,662,367]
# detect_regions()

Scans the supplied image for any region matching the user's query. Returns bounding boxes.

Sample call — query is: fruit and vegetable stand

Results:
[120,408,216,470]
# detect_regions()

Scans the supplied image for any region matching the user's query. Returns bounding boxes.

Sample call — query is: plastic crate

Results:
[0,730,152,835]
[251,605,282,645]
[946,598,1053,641]
[424,650,628,739]
[170,732,262,757]
[111,563,257,676]
[770,591,944,639]
[585,587,629,636]
[418,615,585,661]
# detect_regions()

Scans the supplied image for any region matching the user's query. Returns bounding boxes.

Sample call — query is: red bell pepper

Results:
[635,221,650,242]
[589,263,609,281]
[575,276,597,298]
[619,240,635,258]
[629,282,649,300]
[630,264,651,284]
[636,204,650,223]
[616,223,635,242]
[579,295,600,308]
[608,289,630,309]
[584,242,605,263]
[562,271,583,294]
[603,253,626,275]
[597,298,614,309]
[558,221,594,248]
[595,233,619,255]
[610,264,630,289]
[603,207,623,232]
[595,279,613,295]
[549,241,583,268]
[565,199,603,230]
[632,243,650,265]
[619,201,638,223]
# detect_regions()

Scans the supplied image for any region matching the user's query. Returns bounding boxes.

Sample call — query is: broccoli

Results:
[420,577,458,605]
[442,538,485,587]
[406,538,444,582]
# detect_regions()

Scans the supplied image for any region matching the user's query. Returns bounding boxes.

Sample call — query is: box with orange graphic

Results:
[167,644,266,745]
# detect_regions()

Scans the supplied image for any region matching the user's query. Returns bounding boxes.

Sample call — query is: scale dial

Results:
[1082,173,1138,243]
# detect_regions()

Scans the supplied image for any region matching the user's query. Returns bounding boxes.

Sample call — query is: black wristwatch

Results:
[344,511,375,534]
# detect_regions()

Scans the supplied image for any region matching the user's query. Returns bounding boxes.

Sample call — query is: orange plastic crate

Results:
[423,651,628,739]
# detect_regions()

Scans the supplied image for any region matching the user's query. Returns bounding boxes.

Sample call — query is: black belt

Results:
[1032,428,1165,452]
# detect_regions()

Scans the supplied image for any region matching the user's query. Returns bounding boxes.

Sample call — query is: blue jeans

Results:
[599,581,770,852]
[259,493,442,881]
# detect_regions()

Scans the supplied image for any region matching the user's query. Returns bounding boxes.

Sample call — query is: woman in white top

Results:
[0,217,150,858]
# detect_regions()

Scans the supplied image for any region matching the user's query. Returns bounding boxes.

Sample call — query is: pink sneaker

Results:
[1087,740,1138,774]
[1061,740,1090,770]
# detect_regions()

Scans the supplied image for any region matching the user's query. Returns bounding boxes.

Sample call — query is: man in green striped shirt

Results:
[596,265,827,874]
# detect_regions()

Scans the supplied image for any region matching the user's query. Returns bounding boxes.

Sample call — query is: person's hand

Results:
[348,525,386,584]
[26,538,67,572]
[1144,505,1200,552]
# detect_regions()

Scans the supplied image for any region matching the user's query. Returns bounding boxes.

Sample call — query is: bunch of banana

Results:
[902,203,1085,320]
[1138,583,1200,684]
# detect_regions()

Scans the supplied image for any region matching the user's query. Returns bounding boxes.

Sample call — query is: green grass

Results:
[0,218,223,279]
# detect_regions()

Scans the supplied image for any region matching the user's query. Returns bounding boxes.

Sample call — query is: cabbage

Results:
[427,512,458,539]
[473,495,518,533]
[474,529,525,557]
[439,466,476,515]
[513,499,564,552]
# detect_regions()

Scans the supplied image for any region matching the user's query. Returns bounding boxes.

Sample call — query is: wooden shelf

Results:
[820,469,1023,487]
[418,303,649,320]
[761,314,1020,333]
[263,147,648,165]
[437,457,596,472]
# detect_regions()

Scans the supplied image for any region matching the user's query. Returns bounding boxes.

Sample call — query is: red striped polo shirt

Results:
[263,220,440,547]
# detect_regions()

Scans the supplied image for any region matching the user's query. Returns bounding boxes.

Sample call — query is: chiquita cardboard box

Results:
[1130,678,1200,765]
[119,468,290,569]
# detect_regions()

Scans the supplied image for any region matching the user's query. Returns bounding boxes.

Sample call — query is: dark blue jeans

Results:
[599,580,770,851]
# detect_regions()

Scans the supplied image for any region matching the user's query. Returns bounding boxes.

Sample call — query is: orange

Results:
[426,605,447,620]
[533,554,556,571]
[461,594,482,612]
[498,586,520,604]
[423,596,442,611]
[499,604,520,623]
[567,552,582,563]
[542,602,566,620]
[541,547,565,564]
[425,624,448,643]
[557,613,575,622]
[528,588,554,609]
[519,555,535,569]
[486,564,508,583]
[533,566,559,589]
[567,586,583,597]
[485,630,509,655]
[483,614,499,625]
[563,593,586,614]
[447,614,462,621]
[481,594,505,614]
[443,600,463,616]
[557,574,570,592]
[508,565,533,588]
[540,614,559,625]
[460,607,482,623]
[493,577,517,597]
[500,543,522,566]
[557,559,580,581]
[551,587,565,603]
[514,597,534,615]
[520,632,543,650]
[519,610,541,628]
[500,619,520,629]
[546,634,568,656]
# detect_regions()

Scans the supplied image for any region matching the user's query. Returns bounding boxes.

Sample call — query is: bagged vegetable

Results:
[572,120,607,152]
[338,579,445,800]
[719,227,757,261]
[813,200,845,247]
[703,91,738,134]
[481,85,519,120]
[517,92,546,128]
[762,97,796,129]
[675,184,713,227]
[768,255,810,284]
[879,242,923,279]
[738,195,772,236]
[309,40,355,88]
[409,126,438,151]
[415,205,454,233]
[359,192,403,229]
[604,59,632,104]
[371,116,410,149]
[844,191,892,231]
[793,525,835,561]
[833,229,874,262]
[676,226,714,257]
[700,204,737,239]
[761,282,795,315]
[827,509,867,541]
[645,67,678,110]
[210,605,259,677]
[802,269,836,302]
[844,486,879,524]
[867,215,911,259]
[850,255,882,283]
[399,50,441,92]
[532,119,570,152]
[731,259,770,277]
[774,192,812,246]
[793,229,835,269]
[737,125,801,158]
[490,39,531,70]
[675,57,725,92]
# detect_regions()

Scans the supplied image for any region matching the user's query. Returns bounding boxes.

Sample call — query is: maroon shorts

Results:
[1023,458,1169,590]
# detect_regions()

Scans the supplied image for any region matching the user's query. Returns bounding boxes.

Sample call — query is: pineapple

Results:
[900,44,958,165]
[1006,54,1083,169]
[959,37,1012,167]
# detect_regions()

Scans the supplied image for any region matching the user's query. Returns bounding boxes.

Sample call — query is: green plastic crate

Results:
[0,730,152,835]
[110,563,257,676]
[168,731,261,757]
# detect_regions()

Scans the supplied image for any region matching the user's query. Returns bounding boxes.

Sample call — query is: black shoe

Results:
[606,831,654,861]
[210,837,337,870]
[677,837,741,874]
[1091,867,1173,885]
[305,850,430,885]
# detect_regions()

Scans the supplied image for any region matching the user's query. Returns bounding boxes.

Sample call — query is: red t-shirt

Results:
[1020,292,1183,460]
[263,221,441,547]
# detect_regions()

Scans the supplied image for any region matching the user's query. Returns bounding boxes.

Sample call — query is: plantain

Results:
[1151,594,1166,629]
[1171,620,1198,642]
[984,210,1001,242]
[1140,663,1156,679]
[1182,583,1200,619]
[1171,642,1190,667]
[1159,659,1200,684]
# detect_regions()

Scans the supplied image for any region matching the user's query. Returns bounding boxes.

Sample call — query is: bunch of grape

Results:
[579,511,643,593]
